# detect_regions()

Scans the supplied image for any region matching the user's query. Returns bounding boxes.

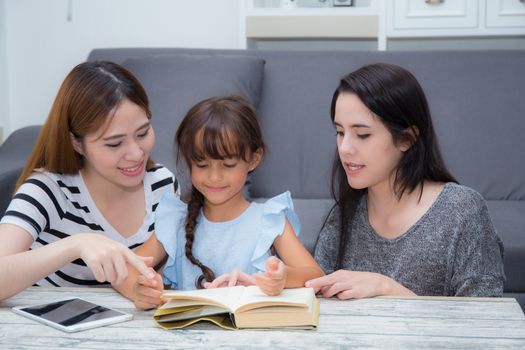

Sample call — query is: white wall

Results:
[0,0,8,142]
[3,0,241,138]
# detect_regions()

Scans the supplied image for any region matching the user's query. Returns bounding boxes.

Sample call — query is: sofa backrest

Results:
[88,48,525,204]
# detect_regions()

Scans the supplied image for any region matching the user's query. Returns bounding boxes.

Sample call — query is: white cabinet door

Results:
[393,0,479,30]
[486,0,525,28]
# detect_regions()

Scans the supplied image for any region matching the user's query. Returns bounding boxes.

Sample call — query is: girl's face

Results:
[191,149,262,211]
[72,98,155,192]
[334,93,410,193]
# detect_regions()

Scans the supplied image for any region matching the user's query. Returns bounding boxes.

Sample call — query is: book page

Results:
[155,305,227,322]
[235,286,315,313]
[161,286,245,311]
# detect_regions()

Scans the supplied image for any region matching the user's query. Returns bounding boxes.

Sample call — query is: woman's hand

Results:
[132,267,165,310]
[74,233,154,286]
[204,269,255,289]
[305,269,412,299]
[253,256,287,296]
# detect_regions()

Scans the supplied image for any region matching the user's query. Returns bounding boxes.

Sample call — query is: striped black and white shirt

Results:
[0,165,176,287]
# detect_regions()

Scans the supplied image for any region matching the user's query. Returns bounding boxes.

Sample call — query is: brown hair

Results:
[15,61,154,191]
[175,95,266,288]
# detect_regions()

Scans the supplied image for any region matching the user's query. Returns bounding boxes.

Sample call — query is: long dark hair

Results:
[329,63,457,269]
[175,95,266,288]
[16,61,154,191]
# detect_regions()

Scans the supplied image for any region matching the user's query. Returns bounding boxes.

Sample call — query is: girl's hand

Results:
[132,267,165,310]
[204,269,255,289]
[75,234,154,286]
[305,269,394,299]
[253,256,287,296]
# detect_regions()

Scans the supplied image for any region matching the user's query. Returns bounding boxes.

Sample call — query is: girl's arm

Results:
[0,224,153,301]
[112,233,167,309]
[254,219,324,295]
[274,219,325,287]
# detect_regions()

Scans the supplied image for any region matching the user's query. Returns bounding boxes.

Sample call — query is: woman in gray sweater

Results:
[306,63,504,298]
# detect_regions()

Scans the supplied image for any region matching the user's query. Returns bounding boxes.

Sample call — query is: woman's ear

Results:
[399,126,419,152]
[248,148,264,171]
[70,132,84,155]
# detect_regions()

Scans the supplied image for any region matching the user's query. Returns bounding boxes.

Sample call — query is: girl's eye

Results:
[105,142,122,148]
[357,134,370,139]
[224,163,237,168]
[195,163,208,168]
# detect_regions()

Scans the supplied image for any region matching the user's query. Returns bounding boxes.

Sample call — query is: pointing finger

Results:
[125,250,154,279]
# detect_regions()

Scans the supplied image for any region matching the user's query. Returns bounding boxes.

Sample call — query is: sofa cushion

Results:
[122,54,266,197]
[247,51,525,203]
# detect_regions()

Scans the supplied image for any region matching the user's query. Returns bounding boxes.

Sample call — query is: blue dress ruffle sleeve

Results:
[250,191,301,271]
[154,192,187,288]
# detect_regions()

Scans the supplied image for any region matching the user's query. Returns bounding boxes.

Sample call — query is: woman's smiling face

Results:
[73,98,155,191]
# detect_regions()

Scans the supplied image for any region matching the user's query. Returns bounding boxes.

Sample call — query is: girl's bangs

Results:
[190,125,249,162]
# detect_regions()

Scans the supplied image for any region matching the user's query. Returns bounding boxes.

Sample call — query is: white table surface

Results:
[1,286,525,349]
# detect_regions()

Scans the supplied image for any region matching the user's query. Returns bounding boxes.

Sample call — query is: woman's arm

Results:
[451,200,505,296]
[0,224,73,300]
[305,269,415,299]
[0,223,153,301]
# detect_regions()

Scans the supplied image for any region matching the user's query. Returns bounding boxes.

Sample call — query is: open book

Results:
[153,286,319,330]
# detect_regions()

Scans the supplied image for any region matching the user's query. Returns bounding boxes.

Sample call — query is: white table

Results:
[1,287,525,349]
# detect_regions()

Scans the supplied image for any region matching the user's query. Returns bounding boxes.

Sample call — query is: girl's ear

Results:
[248,148,264,172]
[399,126,419,152]
[70,132,84,155]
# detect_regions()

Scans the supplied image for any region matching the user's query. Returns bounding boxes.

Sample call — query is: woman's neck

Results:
[80,169,146,238]
[367,180,412,217]
[367,180,444,239]
[80,169,143,207]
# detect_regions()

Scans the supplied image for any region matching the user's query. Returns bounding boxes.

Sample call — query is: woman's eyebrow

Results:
[351,124,371,129]
[333,121,371,128]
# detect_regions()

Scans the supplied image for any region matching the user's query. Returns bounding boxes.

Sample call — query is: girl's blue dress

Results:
[155,191,301,290]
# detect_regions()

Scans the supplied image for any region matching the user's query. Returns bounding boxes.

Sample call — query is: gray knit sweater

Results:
[314,183,505,296]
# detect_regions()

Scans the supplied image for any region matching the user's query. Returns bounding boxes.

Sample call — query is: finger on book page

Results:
[205,273,230,289]
[228,269,240,287]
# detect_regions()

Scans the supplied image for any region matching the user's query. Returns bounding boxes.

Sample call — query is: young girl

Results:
[0,61,175,301]
[306,63,505,299]
[116,95,323,309]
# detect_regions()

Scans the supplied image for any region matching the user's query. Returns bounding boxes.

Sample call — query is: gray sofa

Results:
[1,48,524,309]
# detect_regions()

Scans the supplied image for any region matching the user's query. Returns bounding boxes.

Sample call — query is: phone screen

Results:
[18,298,126,326]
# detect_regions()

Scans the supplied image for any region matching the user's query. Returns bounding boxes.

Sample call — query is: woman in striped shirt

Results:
[0,61,176,300]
